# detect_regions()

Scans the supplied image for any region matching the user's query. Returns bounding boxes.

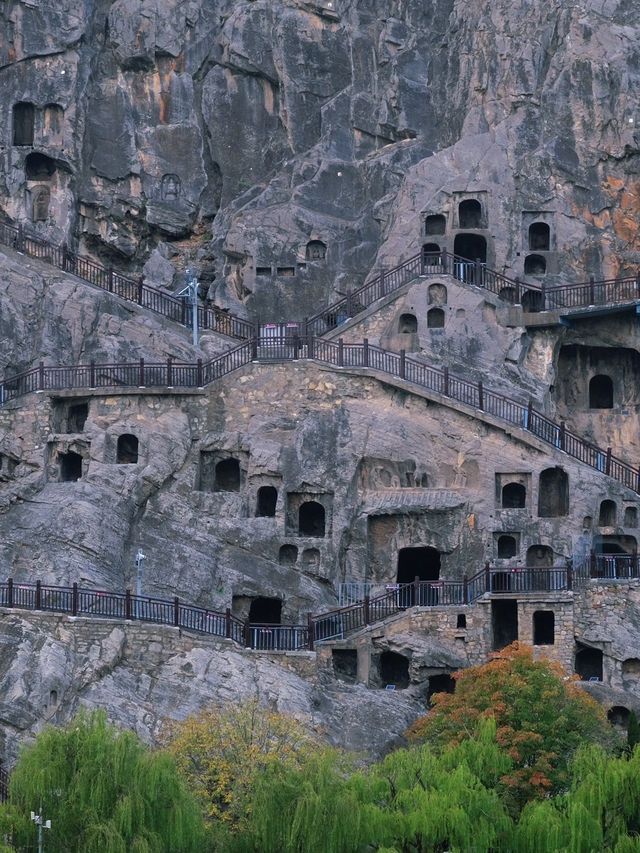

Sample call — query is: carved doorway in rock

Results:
[397,546,440,605]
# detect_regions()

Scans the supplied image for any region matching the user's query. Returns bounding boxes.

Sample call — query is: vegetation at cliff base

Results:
[0,709,204,853]
[406,642,614,810]
[1,650,639,852]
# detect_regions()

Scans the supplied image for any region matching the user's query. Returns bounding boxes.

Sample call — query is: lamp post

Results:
[134,549,146,598]
[176,269,199,347]
[31,810,51,853]
[135,549,146,618]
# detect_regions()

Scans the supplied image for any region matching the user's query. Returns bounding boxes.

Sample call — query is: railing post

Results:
[463,574,468,605]
[566,559,573,591]
[477,381,484,410]
[293,330,300,360]
[399,349,406,379]
[251,324,259,360]
[363,595,370,625]
[636,269,640,299]
[181,297,187,326]
[526,399,533,430]
[485,562,491,593]
[72,583,78,616]
[540,281,546,311]
[137,279,144,305]
[90,360,96,389]
[244,619,251,648]
[197,358,203,387]
[16,224,24,252]
[307,612,314,651]
[173,596,180,627]
[167,356,173,387]
[308,333,315,360]
[35,580,41,610]
[225,607,232,639]
[414,575,420,606]
[139,357,145,387]
[589,275,595,305]
[443,367,450,396]
[515,277,521,305]
[363,338,369,367]
[475,257,482,287]
[38,360,45,391]
[338,338,344,367]
[605,446,612,476]
[61,243,68,272]
[637,465,640,494]
[590,550,597,578]
[346,289,354,317]
[125,589,132,620]
[559,420,566,451]
[7,577,13,608]
[108,267,114,293]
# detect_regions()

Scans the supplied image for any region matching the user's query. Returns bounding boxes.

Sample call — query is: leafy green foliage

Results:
[225,719,516,853]
[627,711,640,751]
[407,642,615,810]
[164,698,318,833]
[0,710,205,853]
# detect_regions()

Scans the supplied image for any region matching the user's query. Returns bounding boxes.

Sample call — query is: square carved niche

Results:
[495,472,531,510]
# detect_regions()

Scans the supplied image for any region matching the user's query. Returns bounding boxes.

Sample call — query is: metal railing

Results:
[2,336,639,494]
[0,557,636,653]
[0,219,254,341]
[2,220,639,347]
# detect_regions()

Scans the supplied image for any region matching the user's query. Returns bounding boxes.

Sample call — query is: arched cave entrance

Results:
[214,458,241,492]
[607,706,631,729]
[249,597,282,625]
[575,644,603,681]
[379,651,410,689]
[529,222,550,251]
[589,375,614,409]
[116,433,139,464]
[453,233,487,263]
[397,546,441,606]
[427,673,455,705]
[59,451,82,482]
[256,486,278,517]
[502,482,526,508]
[458,199,483,228]
[298,501,326,537]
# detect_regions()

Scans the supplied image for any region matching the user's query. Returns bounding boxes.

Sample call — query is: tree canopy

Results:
[163,697,318,833]
[0,709,204,853]
[407,642,614,809]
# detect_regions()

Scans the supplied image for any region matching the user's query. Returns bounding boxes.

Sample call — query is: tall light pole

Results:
[31,810,51,853]
[135,549,146,598]
[176,269,199,347]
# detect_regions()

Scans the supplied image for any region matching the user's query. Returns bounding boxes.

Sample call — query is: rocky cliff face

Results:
[0,0,640,761]
[1,1,638,318]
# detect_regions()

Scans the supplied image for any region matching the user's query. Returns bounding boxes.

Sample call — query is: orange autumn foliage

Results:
[407,643,614,810]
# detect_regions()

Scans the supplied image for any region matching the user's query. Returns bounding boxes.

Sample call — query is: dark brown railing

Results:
[0,767,7,803]
[0,219,254,341]
[2,336,639,493]
[2,220,639,346]
[0,556,634,652]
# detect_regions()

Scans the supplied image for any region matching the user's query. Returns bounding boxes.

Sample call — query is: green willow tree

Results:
[226,720,516,853]
[0,710,206,853]
[515,744,640,852]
